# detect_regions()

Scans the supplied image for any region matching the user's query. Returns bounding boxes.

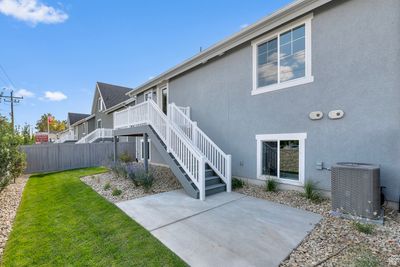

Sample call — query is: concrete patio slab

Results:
[117,190,322,267]
[116,189,245,231]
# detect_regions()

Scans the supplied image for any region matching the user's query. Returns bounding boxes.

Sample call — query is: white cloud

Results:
[43,91,67,101]
[240,23,249,29]
[15,88,34,98]
[0,0,68,25]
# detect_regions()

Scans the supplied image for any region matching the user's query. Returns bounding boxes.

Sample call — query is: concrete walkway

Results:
[117,190,322,267]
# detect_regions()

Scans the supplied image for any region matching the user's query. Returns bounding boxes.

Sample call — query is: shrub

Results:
[133,171,154,192]
[103,182,111,191]
[0,117,26,191]
[265,179,278,192]
[302,180,322,203]
[353,221,375,235]
[232,178,244,189]
[109,161,127,179]
[354,252,379,267]
[119,151,133,163]
[112,188,122,196]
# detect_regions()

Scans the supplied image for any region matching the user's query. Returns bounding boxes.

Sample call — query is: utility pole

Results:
[0,89,23,131]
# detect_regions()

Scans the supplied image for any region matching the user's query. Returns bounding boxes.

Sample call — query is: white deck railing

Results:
[169,102,231,192]
[114,100,206,200]
[177,106,190,118]
[56,129,76,143]
[76,128,114,144]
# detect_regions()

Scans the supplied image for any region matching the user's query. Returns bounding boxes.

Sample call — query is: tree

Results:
[15,124,35,145]
[0,116,26,190]
[35,113,67,133]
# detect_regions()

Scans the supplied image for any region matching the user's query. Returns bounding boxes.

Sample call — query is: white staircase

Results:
[114,100,232,200]
[76,128,114,144]
[56,129,76,143]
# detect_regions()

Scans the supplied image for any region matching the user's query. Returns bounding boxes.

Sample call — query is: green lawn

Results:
[1,167,186,267]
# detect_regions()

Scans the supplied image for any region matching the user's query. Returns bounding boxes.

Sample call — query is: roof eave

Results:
[127,0,331,97]
[70,114,95,127]
[105,97,136,114]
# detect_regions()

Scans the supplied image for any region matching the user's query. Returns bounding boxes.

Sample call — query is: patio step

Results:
[205,176,222,186]
[206,183,226,196]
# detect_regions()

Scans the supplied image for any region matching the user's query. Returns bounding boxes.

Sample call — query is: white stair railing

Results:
[76,128,114,144]
[57,129,76,143]
[114,100,206,200]
[169,102,232,192]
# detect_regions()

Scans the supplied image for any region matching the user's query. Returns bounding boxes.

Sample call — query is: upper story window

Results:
[144,91,153,101]
[252,15,313,95]
[98,97,104,112]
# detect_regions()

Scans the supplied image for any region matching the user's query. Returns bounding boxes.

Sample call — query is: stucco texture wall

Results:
[168,0,400,201]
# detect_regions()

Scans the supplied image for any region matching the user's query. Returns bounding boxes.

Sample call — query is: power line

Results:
[0,90,23,130]
[0,63,17,89]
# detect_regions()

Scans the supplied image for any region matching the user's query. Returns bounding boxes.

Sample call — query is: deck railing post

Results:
[193,121,198,146]
[226,154,232,192]
[144,133,149,173]
[199,156,206,201]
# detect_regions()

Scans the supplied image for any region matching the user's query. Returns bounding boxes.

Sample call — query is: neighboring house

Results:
[56,112,90,143]
[70,82,135,143]
[113,0,400,205]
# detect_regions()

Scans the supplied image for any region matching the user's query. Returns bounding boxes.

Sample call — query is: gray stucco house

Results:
[112,0,400,205]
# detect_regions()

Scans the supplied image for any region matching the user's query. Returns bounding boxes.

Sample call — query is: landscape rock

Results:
[0,175,29,261]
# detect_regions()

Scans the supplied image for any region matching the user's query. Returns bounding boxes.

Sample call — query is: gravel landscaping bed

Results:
[235,183,400,267]
[0,175,29,261]
[81,163,181,203]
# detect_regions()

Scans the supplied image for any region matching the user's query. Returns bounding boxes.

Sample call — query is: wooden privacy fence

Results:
[21,142,136,173]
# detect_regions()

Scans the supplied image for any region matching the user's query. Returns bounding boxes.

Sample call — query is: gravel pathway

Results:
[0,175,29,261]
[81,164,181,203]
[236,184,400,267]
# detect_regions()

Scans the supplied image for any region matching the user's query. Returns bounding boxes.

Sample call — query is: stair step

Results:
[205,183,226,196]
[205,176,221,186]
[205,169,215,177]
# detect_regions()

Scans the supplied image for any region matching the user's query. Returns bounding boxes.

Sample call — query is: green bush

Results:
[0,117,26,191]
[112,188,122,196]
[353,221,375,235]
[302,180,322,203]
[103,182,111,191]
[265,179,278,192]
[133,171,154,192]
[119,151,133,163]
[232,178,244,189]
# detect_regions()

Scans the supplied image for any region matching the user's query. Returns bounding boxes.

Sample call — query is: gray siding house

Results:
[65,82,135,143]
[113,0,400,205]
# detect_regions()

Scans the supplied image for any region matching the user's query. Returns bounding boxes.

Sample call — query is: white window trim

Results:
[251,14,313,96]
[159,84,169,114]
[139,138,151,161]
[144,90,153,101]
[98,97,105,111]
[97,119,102,129]
[256,132,307,186]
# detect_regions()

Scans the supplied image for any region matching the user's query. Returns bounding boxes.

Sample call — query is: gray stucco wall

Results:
[168,0,400,201]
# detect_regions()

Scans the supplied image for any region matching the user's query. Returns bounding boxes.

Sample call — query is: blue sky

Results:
[0,0,292,129]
